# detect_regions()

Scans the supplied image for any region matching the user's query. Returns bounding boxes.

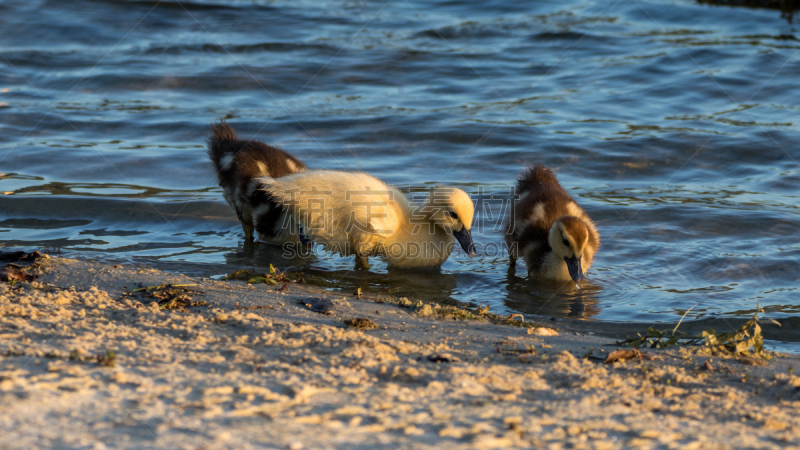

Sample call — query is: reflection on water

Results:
[2,0,800,348]
[504,269,603,319]
[222,242,461,304]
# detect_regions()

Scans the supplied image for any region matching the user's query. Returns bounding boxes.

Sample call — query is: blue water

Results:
[2,0,799,344]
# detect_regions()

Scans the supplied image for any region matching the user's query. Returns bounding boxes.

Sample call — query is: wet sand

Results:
[1,256,799,449]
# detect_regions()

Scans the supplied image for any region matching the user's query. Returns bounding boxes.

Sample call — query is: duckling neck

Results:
[383,202,454,269]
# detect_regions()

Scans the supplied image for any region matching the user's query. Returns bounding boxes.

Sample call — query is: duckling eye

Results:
[562,238,570,247]
[445,211,459,220]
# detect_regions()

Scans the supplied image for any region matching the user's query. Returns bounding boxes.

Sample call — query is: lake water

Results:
[2,0,799,347]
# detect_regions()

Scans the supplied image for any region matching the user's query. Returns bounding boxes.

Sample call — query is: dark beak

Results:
[564,255,583,283]
[453,227,476,258]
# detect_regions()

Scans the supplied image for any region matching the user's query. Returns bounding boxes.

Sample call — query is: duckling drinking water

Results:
[505,165,599,286]
[256,170,476,269]
[207,120,306,242]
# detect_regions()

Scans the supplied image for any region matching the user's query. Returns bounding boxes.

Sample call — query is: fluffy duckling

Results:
[505,165,599,285]
[256,170,476,269]
[207,120,306,242]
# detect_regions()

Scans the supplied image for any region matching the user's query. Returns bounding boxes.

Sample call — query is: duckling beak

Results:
[564,256,583,284]
[453,227,476,258]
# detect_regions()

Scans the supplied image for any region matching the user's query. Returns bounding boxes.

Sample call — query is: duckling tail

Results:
[517,164,560,193]
[207,120,240,172]
[209,119,238,142]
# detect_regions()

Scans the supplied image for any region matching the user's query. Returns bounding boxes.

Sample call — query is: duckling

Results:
[207,120,306,242]
[256,170,476,269]
[505,165,599,285]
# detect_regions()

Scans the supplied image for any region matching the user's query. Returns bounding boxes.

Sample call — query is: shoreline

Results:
[3,193,795,341]
[1,255,799,448]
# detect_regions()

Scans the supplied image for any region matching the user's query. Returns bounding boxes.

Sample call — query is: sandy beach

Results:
[1,254,799,449]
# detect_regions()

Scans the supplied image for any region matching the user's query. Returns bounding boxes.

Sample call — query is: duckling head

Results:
[427,186,476,257]
[548,216,590,284]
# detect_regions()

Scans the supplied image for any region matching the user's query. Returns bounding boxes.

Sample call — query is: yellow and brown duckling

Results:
[257,170,476,270]
[207,120,306,242]
[505,165,599,286]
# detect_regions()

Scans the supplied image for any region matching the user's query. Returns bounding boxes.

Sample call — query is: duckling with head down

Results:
[207,120,306,242]
[255,170,476,269]
[505,165,599,286]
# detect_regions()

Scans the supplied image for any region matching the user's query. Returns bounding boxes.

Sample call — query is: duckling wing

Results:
[257,171,403,254]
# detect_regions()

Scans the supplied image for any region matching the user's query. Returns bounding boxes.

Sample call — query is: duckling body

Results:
[505,165,599,283]
[207,120,306,242]
[256,170,476,269]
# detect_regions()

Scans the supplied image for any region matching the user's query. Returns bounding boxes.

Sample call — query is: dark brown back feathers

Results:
[513,164,577,228]
[207,120,306,181]
[516,164,562,195]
